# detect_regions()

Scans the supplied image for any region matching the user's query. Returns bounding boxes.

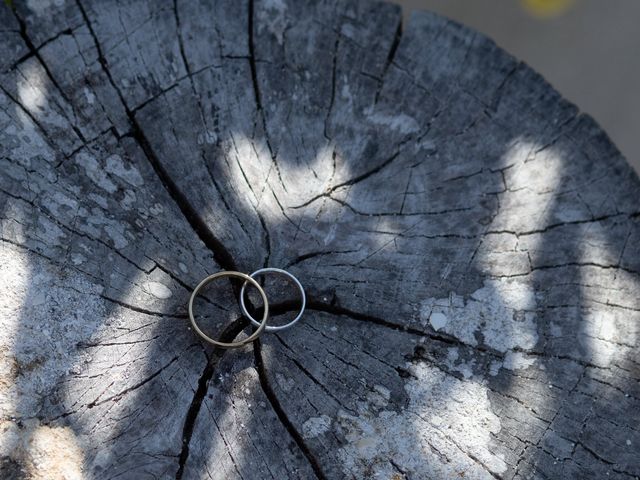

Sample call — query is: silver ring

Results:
[239,268,306,332]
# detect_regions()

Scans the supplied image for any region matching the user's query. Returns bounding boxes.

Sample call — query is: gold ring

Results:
[188,271,269,348]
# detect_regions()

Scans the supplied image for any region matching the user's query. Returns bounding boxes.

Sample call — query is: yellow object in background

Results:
[521,0,577,18]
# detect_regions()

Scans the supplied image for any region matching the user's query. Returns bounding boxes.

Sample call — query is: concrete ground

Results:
[393,0,640,175]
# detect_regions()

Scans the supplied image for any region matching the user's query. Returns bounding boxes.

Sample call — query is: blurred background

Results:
[393,0,640,175]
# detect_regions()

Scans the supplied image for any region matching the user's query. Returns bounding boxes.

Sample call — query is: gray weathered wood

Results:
[1,0,639,479]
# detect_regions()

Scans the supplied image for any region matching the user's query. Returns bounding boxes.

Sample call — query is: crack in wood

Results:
[374,15,403,105]
[10,8,87,144]
[3,2,639,478]
[323,36,339,142]
[248,0,287,195]
[253,339,326,480]
[175,316,248,479]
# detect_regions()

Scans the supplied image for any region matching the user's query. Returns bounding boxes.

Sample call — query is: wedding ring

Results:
[239,268,306,332]
[188,271,269,348]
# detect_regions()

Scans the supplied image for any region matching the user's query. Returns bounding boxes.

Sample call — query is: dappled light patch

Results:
[0,0,638,478]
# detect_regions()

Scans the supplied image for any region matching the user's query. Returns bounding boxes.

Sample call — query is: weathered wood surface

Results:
[1,0,639,478]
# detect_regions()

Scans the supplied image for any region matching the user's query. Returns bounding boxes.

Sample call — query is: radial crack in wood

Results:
[1,0,639,479]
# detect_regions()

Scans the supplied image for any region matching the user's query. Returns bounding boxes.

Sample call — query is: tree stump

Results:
[1,1,639,479]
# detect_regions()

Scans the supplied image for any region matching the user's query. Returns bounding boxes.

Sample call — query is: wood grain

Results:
[1,1,639,478]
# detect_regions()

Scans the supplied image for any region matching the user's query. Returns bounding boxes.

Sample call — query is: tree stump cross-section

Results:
[0,0,639,479]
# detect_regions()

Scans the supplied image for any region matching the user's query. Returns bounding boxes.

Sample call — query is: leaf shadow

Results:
[1,1,639,479]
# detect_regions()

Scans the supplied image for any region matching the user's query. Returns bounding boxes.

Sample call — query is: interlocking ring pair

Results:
[188,268,306,348]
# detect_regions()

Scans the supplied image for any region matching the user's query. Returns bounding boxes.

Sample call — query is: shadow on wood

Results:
[0,0,639,479]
